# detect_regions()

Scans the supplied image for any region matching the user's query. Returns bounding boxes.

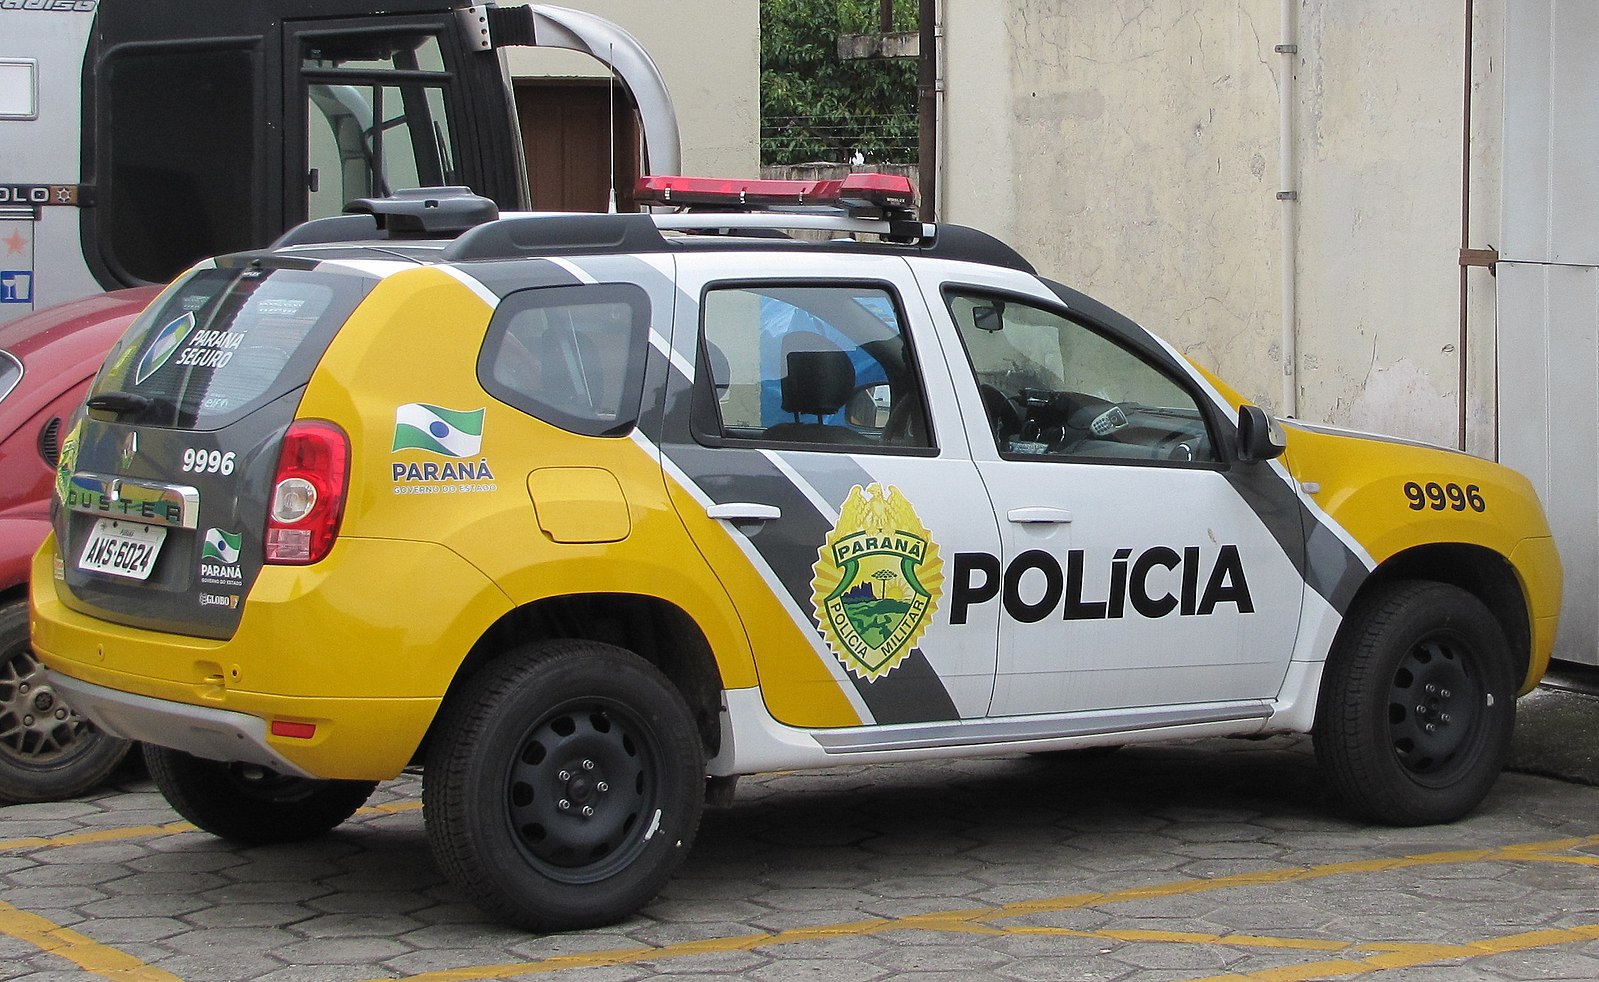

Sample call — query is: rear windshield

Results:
[91,266,367,429]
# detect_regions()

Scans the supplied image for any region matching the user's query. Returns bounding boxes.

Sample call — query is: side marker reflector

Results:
[270,720,317,740]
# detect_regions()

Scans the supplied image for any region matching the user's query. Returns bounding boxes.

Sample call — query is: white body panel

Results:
[663,251,1006,723]
[906,259,1305,714]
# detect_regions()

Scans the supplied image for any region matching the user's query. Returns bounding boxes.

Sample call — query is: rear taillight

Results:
[265,420,349,565]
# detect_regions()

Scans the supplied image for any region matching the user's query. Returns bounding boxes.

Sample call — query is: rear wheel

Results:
[1314,580,1516,825]
[0,600,131,804]
[144,745,376,843]
[424,640,705,932]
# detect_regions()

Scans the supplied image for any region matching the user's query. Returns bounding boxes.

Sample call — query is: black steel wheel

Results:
[0,599,131,803]
[1315,580,1516,825]
[424,640,704,932]
[144,745,376,843]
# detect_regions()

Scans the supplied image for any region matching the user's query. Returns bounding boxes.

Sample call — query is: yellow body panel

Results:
[32,267,766,778]
[295,268,761,693]
[528,467,630,543]
[32,535,507,778]
[1279,423,1561,690]
[661,480,866,728]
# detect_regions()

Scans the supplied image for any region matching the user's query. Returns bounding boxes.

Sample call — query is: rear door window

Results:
[91,265,367,430]
[477,283,651,437]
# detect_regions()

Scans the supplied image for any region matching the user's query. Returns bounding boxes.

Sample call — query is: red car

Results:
[0,287,160,802]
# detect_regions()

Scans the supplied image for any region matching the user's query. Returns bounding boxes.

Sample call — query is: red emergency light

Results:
[635,173,917,217]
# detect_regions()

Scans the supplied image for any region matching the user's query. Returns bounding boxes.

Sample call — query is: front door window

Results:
[947,292,1217,464]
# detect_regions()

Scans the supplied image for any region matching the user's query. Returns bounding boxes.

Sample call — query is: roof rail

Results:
[271,214,385,249]
[442,212,666,262]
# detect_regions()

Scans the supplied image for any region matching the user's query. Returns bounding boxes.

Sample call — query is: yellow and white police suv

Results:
[32,176,1561,931]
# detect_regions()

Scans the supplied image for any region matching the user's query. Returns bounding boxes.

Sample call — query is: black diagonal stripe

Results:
[450,258,582,298]
[665,443,960,725]
[1223,464,1367,615]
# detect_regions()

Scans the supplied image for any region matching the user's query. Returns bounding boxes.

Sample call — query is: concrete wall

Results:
[943,0,1502,452]
[499,1,759,179]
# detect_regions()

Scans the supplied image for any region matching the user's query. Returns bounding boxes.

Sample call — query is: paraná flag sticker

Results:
[392,403,485,458]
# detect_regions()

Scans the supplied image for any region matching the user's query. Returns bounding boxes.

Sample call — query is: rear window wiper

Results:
[87,391,152,414]
[86,391,174,420]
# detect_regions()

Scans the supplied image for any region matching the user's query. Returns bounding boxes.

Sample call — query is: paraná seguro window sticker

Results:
[91,266,364,428]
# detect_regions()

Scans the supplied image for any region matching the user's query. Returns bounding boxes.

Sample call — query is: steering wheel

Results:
[978,383,1024,442]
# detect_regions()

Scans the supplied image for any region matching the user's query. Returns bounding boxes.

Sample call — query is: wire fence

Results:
[760,112,919,166]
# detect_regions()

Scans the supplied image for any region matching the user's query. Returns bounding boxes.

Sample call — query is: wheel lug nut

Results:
[1440,713,1451,724]
[1440,689,1451,699]
[22,715,33,726]
[597,781,609,793]
[1425,683,1437,694]
[558,799,571,811]
[558,770,570,781]
[582,759,595,771]
[1416,704,1428,715]
[55,709,67,720]
[1425,723,1437,733]
[581,805,594,817]
[17,683,27,693]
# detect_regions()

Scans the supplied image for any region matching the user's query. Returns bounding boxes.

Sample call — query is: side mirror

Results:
[1236,404,1286,462]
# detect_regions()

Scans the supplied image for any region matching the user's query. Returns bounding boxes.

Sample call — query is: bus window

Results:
[100,45,260,284]
[302,33,458,220]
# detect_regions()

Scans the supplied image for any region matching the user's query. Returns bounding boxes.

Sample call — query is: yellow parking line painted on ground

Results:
[361,835,1599,982]
[1005,925,1351,952]
[0,799,421,854]
[0,820,196,852]
[0,899,183,982]
[1188,924,1599,981]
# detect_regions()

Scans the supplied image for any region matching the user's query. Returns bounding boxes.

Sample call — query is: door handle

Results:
[707,502,782,522]
[1007,506,1073,524]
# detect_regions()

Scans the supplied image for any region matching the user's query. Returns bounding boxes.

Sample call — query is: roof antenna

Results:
[606,41,618,214]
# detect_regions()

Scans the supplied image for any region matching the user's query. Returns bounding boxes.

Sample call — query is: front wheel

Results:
[144,746,376,843]
[0,600,132,803]
[1314,580,1516,825]
[424,640,705,932]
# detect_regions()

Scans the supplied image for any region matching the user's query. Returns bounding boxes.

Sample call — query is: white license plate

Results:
[78,519,167,580]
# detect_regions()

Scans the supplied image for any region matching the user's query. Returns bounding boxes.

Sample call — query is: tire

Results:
[0,599,132,804]
[1314,580,1516,826]
[424,640,705,932]
[144,745,376,844]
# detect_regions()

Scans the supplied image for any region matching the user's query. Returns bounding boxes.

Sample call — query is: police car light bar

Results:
[635,173,917,218]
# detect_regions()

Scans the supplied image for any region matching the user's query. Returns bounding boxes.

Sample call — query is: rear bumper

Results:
[44,672,313,777]
[31,532,514,780]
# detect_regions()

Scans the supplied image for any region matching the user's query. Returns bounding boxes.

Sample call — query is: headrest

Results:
[781,347,855,417]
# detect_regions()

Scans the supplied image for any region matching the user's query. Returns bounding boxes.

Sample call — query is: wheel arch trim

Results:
[434,592,729,760]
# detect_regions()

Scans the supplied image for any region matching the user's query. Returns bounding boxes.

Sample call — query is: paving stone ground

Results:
[3,685,1599,982]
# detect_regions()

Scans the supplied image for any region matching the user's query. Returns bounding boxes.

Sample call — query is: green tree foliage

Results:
[761,0,919,166]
